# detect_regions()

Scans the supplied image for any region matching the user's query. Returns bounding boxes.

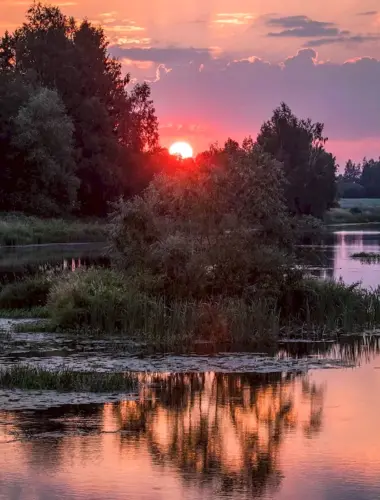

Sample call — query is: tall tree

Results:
[0,73,77,215]
[343,160,362,183]
[0,3,159,215]
[257,103,337,218]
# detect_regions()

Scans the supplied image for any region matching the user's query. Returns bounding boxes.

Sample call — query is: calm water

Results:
[305,224,380,288]
[1,228,380,499]
[1,344,380,500]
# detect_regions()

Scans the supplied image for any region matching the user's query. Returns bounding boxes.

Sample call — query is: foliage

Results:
[0,365,137,392]
[12,87,78,215]
[0,275,51,309]
[339,158,380,199]
[0,214,107,245]
[110,146,299,300]
[0,3,158,216]
[257,102,337,218]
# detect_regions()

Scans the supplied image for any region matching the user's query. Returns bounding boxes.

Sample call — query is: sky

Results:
[1,0,380,165]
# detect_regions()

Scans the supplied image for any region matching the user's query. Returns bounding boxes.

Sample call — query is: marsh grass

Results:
[351,252,380,263]
[279,279,380,336]
[0,306,48,319]
[0,365,137,392]
[45,268,380,349]
[325,207,380,225]
[0,214,107,246]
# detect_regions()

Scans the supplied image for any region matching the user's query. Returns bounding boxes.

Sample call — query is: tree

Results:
[257,103,337,218]
[11,87,78,215]
[360,158,380,198]
[0,3,159,215]
[343,160,362,183]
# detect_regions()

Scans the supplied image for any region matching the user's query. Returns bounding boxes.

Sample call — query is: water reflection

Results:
[0,372,324,499]
[1,358,380,499]
[307,226,380,288]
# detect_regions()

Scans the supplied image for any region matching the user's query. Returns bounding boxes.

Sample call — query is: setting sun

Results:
[169,141,193,159]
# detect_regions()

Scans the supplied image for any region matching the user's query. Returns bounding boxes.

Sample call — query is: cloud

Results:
[214,13,256,25]
[266,15,347,38]
[148,49,380,163]
[110,46,213,65]
[357,11,377,16]
[305,34,380,47]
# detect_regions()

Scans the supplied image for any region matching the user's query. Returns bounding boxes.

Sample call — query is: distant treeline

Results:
[338,158,380,199]
[0,3,338,219]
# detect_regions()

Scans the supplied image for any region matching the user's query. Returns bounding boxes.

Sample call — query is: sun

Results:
[169,141,193,159]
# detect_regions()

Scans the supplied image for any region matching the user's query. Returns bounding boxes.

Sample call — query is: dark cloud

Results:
[110,46,212,64]
[266,15,348,38]
[150,49,380,162]
[357,11,377,16]
[305,34,380,47]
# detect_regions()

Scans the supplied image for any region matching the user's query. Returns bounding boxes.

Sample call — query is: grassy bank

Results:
[41,269,380,348]
[0,214,107,246]
[0,365,136,392]
[325,207,380,225]
[2,268,380,349]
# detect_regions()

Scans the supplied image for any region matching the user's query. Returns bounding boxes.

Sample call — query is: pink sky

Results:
[1,0,380,164]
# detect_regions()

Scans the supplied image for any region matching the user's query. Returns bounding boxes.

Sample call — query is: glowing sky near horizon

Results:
[1,0,380,164]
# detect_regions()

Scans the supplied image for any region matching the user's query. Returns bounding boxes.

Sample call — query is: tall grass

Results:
[0,365,137,392]
[46,268,380,349]
[0,213,107,246]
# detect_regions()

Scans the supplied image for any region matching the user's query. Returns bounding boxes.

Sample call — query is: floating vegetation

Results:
[0,365,137,392]
[350,252,380,263]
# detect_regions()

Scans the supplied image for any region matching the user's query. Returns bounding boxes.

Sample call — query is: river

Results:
[1,228,380,499]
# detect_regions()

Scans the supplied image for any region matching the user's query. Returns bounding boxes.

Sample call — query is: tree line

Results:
[338,158,380,199]
[0,3,338,218]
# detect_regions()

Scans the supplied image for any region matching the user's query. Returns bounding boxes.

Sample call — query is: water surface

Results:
[1,346,380,500]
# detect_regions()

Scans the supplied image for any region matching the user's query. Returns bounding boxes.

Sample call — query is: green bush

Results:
[0,276,52,309]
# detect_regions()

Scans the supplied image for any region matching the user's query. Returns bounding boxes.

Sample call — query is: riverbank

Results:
[2,268,380,351]
[0,214,107,246]
[325,207,380,224]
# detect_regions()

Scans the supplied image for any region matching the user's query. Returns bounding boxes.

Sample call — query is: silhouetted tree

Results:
[257,103,337,218]
[0,3,158,215]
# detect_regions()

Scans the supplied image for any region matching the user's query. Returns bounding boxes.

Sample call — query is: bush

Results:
[0,275,52,309]
[109,147,300,301]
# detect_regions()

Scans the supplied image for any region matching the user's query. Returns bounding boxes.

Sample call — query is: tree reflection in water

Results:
[105,371,325,498]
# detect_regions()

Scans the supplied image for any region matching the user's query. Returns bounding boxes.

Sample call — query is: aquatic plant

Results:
[350,252,380,263]
[0,365,137,392]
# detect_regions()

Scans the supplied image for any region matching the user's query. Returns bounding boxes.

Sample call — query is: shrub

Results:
[109,147,301,301]
[0,275,52,309]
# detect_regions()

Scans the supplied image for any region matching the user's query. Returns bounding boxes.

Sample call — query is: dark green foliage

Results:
[339,158,380,199]
[0,3,158,216]
[0,276,51,309]
[0,365,137,392]
[257,103,337,218]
